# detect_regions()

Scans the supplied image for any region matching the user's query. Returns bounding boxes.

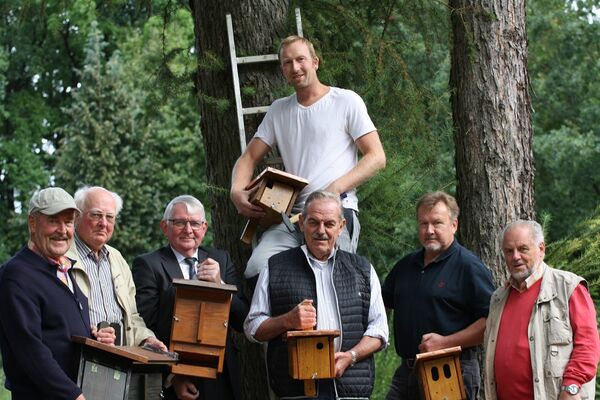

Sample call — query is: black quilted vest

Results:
[267,247,374,398]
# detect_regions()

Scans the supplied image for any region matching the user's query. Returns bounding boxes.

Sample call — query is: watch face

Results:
[565,384,579,395]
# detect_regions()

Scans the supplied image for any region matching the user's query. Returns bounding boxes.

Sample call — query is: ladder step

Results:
[242,106,269,115]
[237,54,279,64]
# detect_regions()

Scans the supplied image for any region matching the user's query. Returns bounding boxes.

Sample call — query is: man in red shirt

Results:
[484,220,599,400]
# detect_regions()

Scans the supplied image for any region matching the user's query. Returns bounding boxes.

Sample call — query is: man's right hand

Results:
[172,375,199,400]
[231,187,266,219]
[91,325,116,346]
[286,299,317,330]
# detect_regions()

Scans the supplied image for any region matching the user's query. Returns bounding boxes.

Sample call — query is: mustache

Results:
[312,233,329,240]
[50,235,69,241]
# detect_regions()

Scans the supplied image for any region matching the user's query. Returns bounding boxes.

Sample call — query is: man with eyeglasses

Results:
[66,185,166,350]
[132,195,249,400]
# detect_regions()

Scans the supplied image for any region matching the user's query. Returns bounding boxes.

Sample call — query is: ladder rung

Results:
[242,106,269,115]
[237,54,278,64]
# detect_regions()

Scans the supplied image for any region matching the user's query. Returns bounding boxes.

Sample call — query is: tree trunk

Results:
[189,1,290,398]
[449,0,535,286]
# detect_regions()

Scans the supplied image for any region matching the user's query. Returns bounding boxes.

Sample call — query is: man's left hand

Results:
[196,258,221,283]
[333,351,354,378]
[143,336,168,352]
[418,332,447,353]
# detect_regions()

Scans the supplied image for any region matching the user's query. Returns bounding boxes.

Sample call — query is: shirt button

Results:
[529,336,534,341]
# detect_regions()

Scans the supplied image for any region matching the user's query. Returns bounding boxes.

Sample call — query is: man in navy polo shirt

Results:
[382,191,494,400]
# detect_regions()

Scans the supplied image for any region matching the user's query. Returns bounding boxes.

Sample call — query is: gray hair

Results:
[502,220,545,247]
[162,195,205,221]
[74,186,123,215]
[302,190,344,220]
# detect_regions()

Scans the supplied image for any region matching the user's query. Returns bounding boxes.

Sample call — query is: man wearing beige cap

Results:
[0,187,92,400]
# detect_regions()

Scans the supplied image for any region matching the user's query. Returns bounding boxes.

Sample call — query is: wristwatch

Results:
[561,384,580,395]
[349,350,358,366]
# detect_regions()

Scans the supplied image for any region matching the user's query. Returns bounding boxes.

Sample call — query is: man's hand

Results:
[230,186,265,219]
[91,325,116,346]
[143,336,168,352]
[286,299,316,330]
[172,375,199,400]
[75,394,86,400]
[418,332,447,353]
[334,351,354,378]
[196,258,221,283]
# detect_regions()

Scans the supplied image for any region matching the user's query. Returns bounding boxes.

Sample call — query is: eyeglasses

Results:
[87,211,117,224]
[168,219,205,231]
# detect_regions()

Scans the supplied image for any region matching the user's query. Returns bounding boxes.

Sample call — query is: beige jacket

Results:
[484,263,596,400]
[67,242,155,346]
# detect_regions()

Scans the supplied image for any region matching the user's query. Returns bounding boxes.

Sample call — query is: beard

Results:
[424,241,442,253]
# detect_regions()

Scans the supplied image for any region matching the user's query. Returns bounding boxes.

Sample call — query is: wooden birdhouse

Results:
[240,167,309,244]
[169,279,237,379]
[415,346,466,400]
[285,330,340,396]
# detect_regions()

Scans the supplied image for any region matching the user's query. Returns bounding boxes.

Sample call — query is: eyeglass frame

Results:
[167,219,206,231]
[86,210,117,224]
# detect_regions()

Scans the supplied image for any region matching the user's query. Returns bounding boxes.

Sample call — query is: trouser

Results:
[280,380,369,400]
[385,348,480,400]
[245,208,361,288]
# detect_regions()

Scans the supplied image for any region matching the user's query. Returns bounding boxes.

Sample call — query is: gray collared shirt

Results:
[74,235,123,328]
[244,245,389,351]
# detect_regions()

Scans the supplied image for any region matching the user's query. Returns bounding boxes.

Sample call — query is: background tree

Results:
[450,0,536,284]
[188,0,291,397]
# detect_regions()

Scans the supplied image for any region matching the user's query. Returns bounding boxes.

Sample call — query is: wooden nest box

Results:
[169,279,237,379]
[285,330,340,397]
[240,167,309,245]
[415,346,466,400]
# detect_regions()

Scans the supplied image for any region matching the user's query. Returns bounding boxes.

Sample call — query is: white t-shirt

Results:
[254,87,376,212]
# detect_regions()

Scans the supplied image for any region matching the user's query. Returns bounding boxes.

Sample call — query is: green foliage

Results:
[56,12,205,261]
[529,0,600,240]
[300,0,456,272]
[534,127,600,241]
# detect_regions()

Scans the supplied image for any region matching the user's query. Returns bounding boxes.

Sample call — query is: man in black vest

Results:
[244,190,388,399]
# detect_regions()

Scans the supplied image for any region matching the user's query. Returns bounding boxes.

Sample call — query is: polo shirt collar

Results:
[416,239,459,268]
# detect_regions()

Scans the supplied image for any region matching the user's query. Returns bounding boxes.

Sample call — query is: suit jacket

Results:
[132,245,248,400]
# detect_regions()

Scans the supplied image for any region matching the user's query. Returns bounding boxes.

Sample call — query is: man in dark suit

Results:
[132,195,248,400]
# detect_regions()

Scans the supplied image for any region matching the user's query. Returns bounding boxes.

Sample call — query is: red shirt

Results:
[494,281,599,399]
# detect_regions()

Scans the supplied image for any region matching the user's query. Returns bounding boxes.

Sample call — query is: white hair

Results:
[73,186,123,215]
[502,219,545,247]
[162,195,205,221]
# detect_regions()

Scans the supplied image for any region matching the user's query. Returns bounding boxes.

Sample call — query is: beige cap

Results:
[28,187,80,215]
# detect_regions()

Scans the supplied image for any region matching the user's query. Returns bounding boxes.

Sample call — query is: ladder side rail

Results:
[226,14,248,153]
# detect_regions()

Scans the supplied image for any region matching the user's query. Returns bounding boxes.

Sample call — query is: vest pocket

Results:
[544,316,571,377]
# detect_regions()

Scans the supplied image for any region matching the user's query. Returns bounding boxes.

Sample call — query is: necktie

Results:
[57,264,69,286]
[184,257,197,280]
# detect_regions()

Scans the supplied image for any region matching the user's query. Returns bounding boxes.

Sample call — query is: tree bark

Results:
[449,0,535,285]
[189,0,290,398]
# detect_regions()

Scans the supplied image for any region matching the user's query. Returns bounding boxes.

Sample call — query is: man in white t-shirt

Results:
[231,35,386,286]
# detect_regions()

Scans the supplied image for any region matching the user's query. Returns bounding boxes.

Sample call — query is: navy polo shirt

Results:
[382,239,494,358]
